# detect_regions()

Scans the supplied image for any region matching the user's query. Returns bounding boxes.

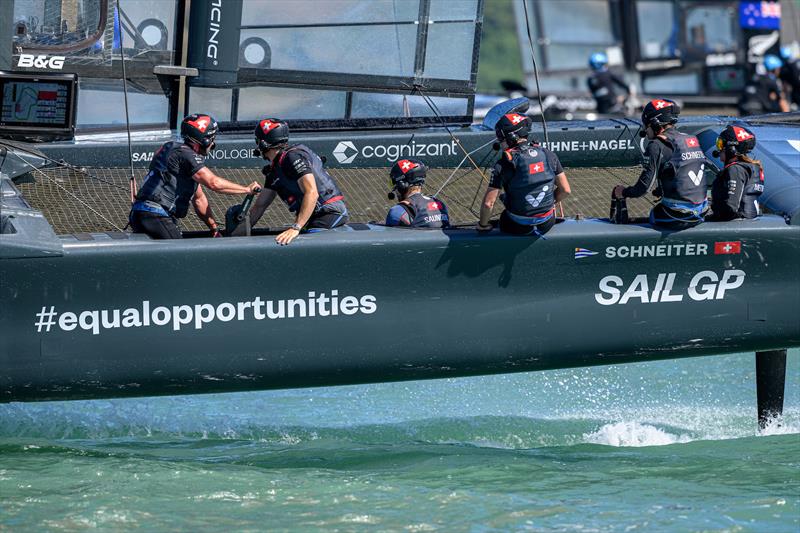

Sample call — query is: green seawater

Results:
[1,351,798,531]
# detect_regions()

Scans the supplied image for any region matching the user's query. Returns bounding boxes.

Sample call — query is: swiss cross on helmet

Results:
[390,158,427,190]
[181,114,218,149]
[495,113,532,145]
[254,118,290,150]
[716,125,756,156]
[641,98,680,129]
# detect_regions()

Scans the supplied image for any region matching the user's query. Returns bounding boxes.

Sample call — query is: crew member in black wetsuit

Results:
[738,55,790,115]
[478,113,571,235]
[779,46,800,108]
[250,118,349,245]
[130,114,261,239]
[708,125,764,221]
[612,99,708,230]
[385,158,449,228]
[587,52,630,115]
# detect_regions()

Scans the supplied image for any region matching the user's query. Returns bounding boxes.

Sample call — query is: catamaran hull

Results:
[1,218,798,402]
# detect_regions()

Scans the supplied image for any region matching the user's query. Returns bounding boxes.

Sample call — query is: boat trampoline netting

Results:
[13,165,645,234]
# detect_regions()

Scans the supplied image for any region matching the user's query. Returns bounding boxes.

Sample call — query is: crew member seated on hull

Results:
[478,113,571,236]
[708,125,764,221]
[612,99,708,230]
[779,46,800,109]
[249,118,349,246]
[738,55,790,116]
[130,114,261,239]
[385,158,450,228]
[587,52,630,115]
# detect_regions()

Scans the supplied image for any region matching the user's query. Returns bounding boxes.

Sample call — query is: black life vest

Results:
[727,161,764,219]
[501,142,556,220]
[268,144,345,214]
[135,141,199,219]
[660,130,708,205]
[400,193,449,228]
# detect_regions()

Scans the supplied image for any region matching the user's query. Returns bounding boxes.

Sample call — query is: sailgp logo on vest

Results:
[207,0,223,65]
[688,164,705,186]
[525,186,548,207]
[332,140,457,164]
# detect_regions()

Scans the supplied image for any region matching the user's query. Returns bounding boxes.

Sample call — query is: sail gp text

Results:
[33,291,377,336]
[595,269,745,305]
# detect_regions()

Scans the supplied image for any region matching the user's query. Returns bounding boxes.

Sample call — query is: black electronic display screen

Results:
[0,71,77,140]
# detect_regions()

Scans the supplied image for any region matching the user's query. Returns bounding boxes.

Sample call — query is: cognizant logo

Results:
[332,140,457,164]
[207,0,222,65]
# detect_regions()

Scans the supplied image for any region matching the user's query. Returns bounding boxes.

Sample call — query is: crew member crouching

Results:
[708,125,764,221]
[612,99,708,230]
[249,118,349,245]
[385,158,450,228]
[478,113,571,235]
[131,114,261,239]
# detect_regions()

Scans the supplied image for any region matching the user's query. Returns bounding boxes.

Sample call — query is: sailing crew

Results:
[708,125,764,221]
[612,99,708,230]
[738,55,790,116]
[478,113,571,235]
[587,52,630,115]
[249,118,349,245]
[385,158,450,228]
[130,114,261,239]
[779,46,800,109]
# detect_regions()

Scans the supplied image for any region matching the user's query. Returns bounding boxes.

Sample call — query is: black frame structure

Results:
[516,0,781,103]
[6,0,486,132]
[186,0,484,131]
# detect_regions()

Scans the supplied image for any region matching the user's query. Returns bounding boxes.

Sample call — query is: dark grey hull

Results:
[2,217,798,402]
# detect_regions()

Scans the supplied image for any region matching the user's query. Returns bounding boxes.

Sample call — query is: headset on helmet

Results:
[641,98,680,131]
[388,158,426,199]
[181,114,218,150]
[495,113,532,145]
[713,125,756,158]
[764,54,783,72]
[254,118,290,151]
[589,52,608,71]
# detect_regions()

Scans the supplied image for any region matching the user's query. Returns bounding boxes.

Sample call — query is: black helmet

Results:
[390,158,427,191]
[641,98,680,129]
[254,118,289,150]
[495,113,532,145]
[181,114,218,149]
[716,125,756,156]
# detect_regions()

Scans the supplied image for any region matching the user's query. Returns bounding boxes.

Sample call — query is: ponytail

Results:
[738,154,762,170]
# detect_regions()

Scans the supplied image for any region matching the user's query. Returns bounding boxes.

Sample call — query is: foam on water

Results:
[583,421,691,447]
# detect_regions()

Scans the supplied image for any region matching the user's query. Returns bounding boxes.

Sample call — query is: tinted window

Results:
[76,78,168,128]
[351,93,468,118]
[535,0,617,71]
[13,0,106,49]
[684,5,737,61]
[642,72,700,94]
[239,25,417,77]
[236,86,347,121]
[637,1,678,59]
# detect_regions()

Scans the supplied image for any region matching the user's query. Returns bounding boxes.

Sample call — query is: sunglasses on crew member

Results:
[715,137,724,152]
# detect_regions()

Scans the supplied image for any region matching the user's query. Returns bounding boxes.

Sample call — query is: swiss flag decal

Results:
[427,201,441,211]
[398,159,417,172]
[529,162,544,174]
[260,119,281,133]
[714,241,741,254]
[188,116,211,132]
[686,137,699,148]
[733,126,753,141]
[505,113,525,125]
[651,99,670,110]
